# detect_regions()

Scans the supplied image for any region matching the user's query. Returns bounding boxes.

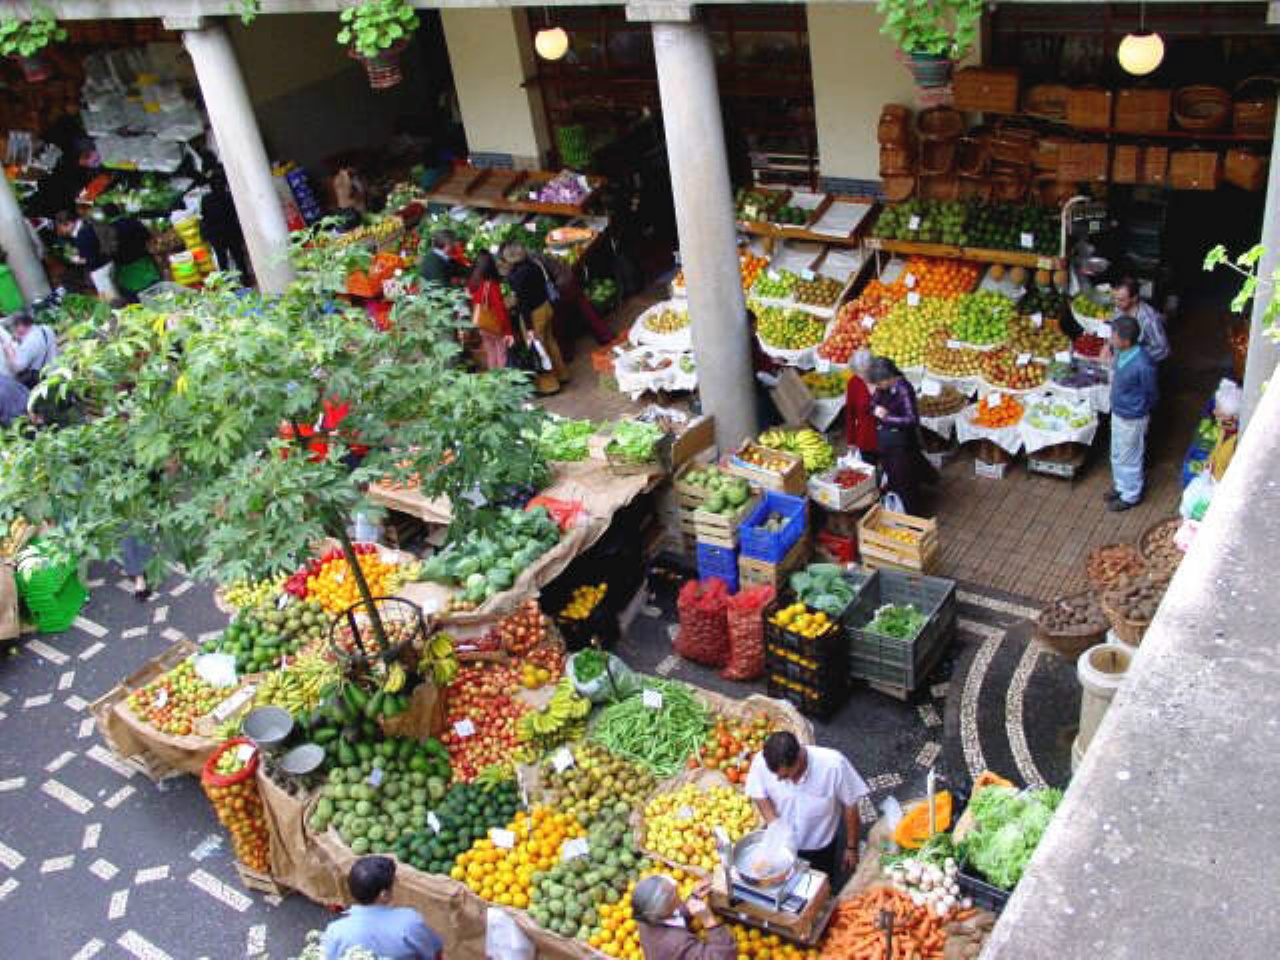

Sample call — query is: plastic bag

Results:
[1214,378,1242,420]
[722,584,775,681]
[1180,472,1215,521]
[674,578,731,668]
[486,907,535,960]
[749,819,798,880]
[883,491,906,514]
[567,649,640,703]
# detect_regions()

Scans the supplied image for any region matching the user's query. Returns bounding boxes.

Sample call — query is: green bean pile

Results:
[588,679,710,778]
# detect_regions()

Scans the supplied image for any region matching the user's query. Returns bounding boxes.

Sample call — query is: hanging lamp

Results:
[1118,3,1164,76]
[535,9,569,61]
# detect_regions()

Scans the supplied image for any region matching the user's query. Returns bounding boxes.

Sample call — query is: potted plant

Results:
[337,0,419,89]
[876,0,983,89]
[0,6,66,82]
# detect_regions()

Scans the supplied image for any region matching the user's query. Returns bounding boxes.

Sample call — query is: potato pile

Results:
[1038,593,1107,634]
[1103,576,1166,624]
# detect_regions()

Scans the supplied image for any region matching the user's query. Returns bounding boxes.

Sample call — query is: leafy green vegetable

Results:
[572,648,606,682]
[605,420,664,464]
[538,417,596,462]
[789,563,859,616]
[958,786,1062,890]
[866,603,927,640]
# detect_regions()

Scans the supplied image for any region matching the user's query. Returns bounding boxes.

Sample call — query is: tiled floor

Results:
[543,291,1226,604]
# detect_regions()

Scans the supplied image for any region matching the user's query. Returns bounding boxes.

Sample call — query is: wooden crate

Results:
[1058,142,1109,183]
[1112,144,1140,184]
[725,443,806,496]
[1141,145,1169,185]
[1114,88,1171,133]
[1224,149,1268,191]
[1066,87,1113,130]
[674,460,715,508]
[953,67,1021,115]
[692,494,759,549]
[1169,150,1221,191]
[857,505,940,574]
[738,536,810,590]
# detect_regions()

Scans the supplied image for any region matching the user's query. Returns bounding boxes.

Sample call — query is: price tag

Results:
[1030,312,1043,328]
[908,215,921,231]
[906,292,921,307]
[552,747,575,773]
[367,767,384,788]
[1055,350,1072,363]
[524,222,538,233]
[235,743,255,764]
[490,828,516,850]
[642,688,664,710]
[904,273,917,289]
[921,379,942,397]
[427,812,442,834]
[815,357,832,374]
[767,269,780,282]
[561,838,590,862]
[528,191,539,201]
[676,805,695,820]
[1098,323,1112,339]
[946,339,964,350]
[986,392,1004,409]
[454,718,476,738]
[1016,352,1032,366]
[800,268,816,282]
[154,689,169,708]
[861,316,876,330]
[1020,232,1035,250]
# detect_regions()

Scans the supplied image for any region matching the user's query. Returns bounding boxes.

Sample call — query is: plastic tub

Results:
[1072,643,1132,770]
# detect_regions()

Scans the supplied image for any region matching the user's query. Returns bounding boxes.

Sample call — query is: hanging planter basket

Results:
[903,51,955,90]
[349,38,409,90]
[16,55,53,83]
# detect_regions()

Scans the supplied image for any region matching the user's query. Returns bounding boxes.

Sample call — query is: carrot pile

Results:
[820,886,971,960]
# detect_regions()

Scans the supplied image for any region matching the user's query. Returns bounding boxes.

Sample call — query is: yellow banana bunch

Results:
[383,662,407,694]
[254,653,339,718]
[419,631,460,688]
[516,678,591,752]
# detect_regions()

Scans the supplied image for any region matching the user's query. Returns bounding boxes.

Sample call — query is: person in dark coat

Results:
[418,230,466,287]
[201,168,250,280]
[868,356,937,515]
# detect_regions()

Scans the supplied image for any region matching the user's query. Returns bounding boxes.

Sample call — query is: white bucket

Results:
[1072,643,1133,772]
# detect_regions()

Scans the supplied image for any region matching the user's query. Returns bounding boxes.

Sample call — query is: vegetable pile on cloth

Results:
[958,785,1063,890]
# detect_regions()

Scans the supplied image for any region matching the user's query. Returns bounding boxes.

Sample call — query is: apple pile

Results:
[980,347,1047,391]
[485,599,549,657]
[442,663,530,781]
[924,330,982,378]
[127,660,234,736]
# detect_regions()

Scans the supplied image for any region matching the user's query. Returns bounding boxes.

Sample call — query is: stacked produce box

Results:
[845,569,957,698]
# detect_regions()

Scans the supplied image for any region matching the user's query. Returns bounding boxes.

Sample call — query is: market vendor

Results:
[1112,277,1169,364]
[418,230,467,288]
[1105,315,1158,513]
[844,349,878,463]
[745,732,869,886]
[321,856,443,960]
[632,874,736,960]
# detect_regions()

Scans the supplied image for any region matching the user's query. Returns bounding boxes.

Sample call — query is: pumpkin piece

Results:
[973,770,1014,792]
[893,790,954,849]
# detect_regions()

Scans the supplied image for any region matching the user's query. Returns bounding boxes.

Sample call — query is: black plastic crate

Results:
[766,643,848,691]
[847,569,957,672]
[958,869,1010,914]
[766,675,844,721]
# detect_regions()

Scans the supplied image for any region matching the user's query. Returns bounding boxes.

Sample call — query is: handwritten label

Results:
[906,292,921,307]
[986,392,1004,409]
[676,805,695,820]
[946,339,964,350]
[367,767,384,788]
[920,379,942,397]
[908,215,921,231]
[861,316,876,330]
[552,747,575,773]
[154,689,169,708]
[454,718,476,738]
[490,829,516,850]
[904,273,917,289]
[427,812,442,834]
[528,191,539,201]
[767,269,780,282]
[235,743,255,764]
[1020,232,1035,250]
[800,268,816,282]
[815,357,831,374]
[1055,350,1072,363]
[561,838,590,862]
[1016,353,1032,366]
[1030,312,1043,328]
[524,222,538,233]
[642,688,664,710]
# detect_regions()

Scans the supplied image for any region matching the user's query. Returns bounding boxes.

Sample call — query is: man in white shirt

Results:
[744,732,869,887]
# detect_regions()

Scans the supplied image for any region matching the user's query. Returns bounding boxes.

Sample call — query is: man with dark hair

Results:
[1105,314,1158,513]
[320,856,443,960]
[5,310,57,387]
[55,209,118,301]
[745,732,869,887]
[1112,276,1169,364]
[418,230,465,287]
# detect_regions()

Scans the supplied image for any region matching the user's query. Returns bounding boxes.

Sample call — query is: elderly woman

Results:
[499,241,568,395]
[844,348,878,463]
[868,356,937,515]
[633,875,735,960]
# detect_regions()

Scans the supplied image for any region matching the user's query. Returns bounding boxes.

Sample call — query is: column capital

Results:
[625,2,697,24]
[162,15,207,31]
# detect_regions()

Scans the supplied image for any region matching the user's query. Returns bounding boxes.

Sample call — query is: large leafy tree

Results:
[0,271,547,635]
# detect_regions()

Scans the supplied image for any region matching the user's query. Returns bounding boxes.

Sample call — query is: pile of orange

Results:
[893,257,981,299]
[305,551,400,614]
[971,395,1025,428]
[739,252,769,292]
[451,806,583,908]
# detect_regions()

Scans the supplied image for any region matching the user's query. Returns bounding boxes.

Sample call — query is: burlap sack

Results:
[379,680,445,741]
[508,906,603,960]
[256,771,346,904]
[693,689,816,746]
[0,564,19,641]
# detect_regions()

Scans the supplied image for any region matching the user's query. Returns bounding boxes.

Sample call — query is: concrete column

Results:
[0,170,49,303]
[650,18,757,450]
[181,22,295,294]
[1241,100,1280,430]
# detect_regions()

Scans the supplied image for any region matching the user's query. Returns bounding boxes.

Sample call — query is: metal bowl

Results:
[1081,256,1110,277]
[241,706,294,750]
[731,829,798,889]
[279,743,325,777]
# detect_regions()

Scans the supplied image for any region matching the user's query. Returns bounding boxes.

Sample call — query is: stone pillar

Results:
[1241,100,1280,430]
[0,169,49,303]
[646,13,757,450]
[180,21,295,294]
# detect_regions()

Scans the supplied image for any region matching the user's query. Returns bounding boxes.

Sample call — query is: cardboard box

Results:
[668,415,716,469]
[771,369,816,427]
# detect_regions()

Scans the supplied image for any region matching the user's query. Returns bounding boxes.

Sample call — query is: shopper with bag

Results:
[868,356,936,515]
[467,251,512,370]
[632,874,736,960]
[500,242,568,395]
[844,348,879,463]
[4,310,58,388]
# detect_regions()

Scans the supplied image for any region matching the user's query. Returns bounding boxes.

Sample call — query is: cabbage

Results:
[958,786,1062,890]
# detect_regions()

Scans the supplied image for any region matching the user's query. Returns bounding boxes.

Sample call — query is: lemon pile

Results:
[643,785,757,872]
[770,602,837,640]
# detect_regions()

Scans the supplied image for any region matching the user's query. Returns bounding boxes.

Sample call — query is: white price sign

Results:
[524,222,538,233]
[235,743,255,764]
[904,273,917,289]
[800,268,816,282]
[154,689,169,709]
[815,358,831,373]
[986,392,1004,408]
[946,339,964,350]
[1098,323,1112,338]
[906,292,921,307]
[454,718,476,738]
[861,316,876,330]
[908,215,921,231]
[367,767,384,788]
[1016,353,1032,367]
[920,379,942,397]
[427,812,442,834]
[528,191,539,201]
[767,269,780,281]
[642,688,664,710]
[561,838,590,862]
[490,829,516,849]
[1030,312,1043,328]
[552,747,575,773]
[1055,350,1072,363]
[1020,232,1035,250]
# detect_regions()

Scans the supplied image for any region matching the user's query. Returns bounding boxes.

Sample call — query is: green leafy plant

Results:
[1205,243,1278,337]
[237,0,262,26]
[875,0,983,58]
[337,0,418,60]
[0,7,67,58]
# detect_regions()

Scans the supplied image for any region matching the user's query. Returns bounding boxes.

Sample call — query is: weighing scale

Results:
[709,831,835,947]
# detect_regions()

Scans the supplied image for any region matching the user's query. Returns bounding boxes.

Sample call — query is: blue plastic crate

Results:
[740,491,807,563]
[696,542,738,582]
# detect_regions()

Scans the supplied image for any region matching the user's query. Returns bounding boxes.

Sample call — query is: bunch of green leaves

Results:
[337,0,418,60]
[875,0,982,58]
[238,0,262,26]
[1205,243,1277,338]
[605,420,664,464]
[957,785,1063,890]
[882,832,955,870]
[0,6,66,58]
[537,417,596,462]
[866,602,927,640]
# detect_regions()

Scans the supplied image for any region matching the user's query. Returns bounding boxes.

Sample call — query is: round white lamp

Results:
[1118,31,1164,76]
[535,26,569,61]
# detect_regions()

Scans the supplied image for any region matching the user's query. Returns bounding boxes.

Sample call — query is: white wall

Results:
[440,8,548,166]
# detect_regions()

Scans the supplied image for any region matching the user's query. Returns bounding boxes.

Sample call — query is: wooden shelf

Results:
[984,110,1273,145]
[426,167,605,218]
[866,236,1066,271]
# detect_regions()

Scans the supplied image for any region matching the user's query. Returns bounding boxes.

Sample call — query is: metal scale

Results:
[709,827,835,947]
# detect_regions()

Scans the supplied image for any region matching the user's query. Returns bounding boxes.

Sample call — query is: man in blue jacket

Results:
[1106,315,1158,512]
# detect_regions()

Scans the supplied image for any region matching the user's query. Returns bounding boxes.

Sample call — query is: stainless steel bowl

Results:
[279,743,325,776]
[241,706,294,749]
[1081,256,1110,277]
[731,829,798,889]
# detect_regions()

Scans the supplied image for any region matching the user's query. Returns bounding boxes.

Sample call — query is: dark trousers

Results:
[800,831,844,893]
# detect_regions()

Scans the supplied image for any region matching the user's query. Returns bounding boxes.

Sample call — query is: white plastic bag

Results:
[750,819,798,879]
[486,907,535,960]
[1214,378,1242,420]
[1180,472,1215,521]
[883,491,906,514]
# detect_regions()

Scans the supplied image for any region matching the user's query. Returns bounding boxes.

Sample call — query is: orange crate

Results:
[1114,89,1171,133]
[1169,150,1221,191]
[1067,87,1113,130]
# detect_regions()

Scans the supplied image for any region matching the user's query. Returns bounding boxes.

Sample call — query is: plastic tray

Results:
[739,491,808,563]
[958,869,1011,914]
[846,569,957,689]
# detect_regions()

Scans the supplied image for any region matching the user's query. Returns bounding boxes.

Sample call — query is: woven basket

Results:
[881,174,916,203]
[956,137,989,177]
[1232,77,1279,135]
[918,173,960,201]
[1023,84,1072,121]
[990,169,1028,203]
[880,142,915,176]
[988,126,1036,166]
[919,138,957,176]
[1100,593,1150,646]
[1173,85,1230,132]
[916,106,964,142]
[1085,543,1146,592]
[1035,590,1108,662]
[878,104,913,146]
[1224,149,1268,191]
[1037,176,1078,207]
[1138,517,1184,580]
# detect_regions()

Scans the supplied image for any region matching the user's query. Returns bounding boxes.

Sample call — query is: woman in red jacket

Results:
[845,349,878,463]
[467,251,512,370]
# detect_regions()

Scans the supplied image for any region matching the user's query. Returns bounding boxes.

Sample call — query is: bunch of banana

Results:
[254,653,341,718]
[758,427,835,472]
[475,762,516,788]
[418,631,460,688]
[385,560,425,590]
[516,678,591,760]
[223,575,285,611]
[0,517,32,559]
[382,662,407,694]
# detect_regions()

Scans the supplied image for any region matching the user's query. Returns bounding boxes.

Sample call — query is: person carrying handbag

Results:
[499,242,568,395]
[467,252,512,370]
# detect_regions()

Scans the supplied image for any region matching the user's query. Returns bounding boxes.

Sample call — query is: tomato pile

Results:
[202,740,271,873]
[691,714,773,785]
[442,663,530,781]
[486,600,547,656]
[126,660,233,736]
